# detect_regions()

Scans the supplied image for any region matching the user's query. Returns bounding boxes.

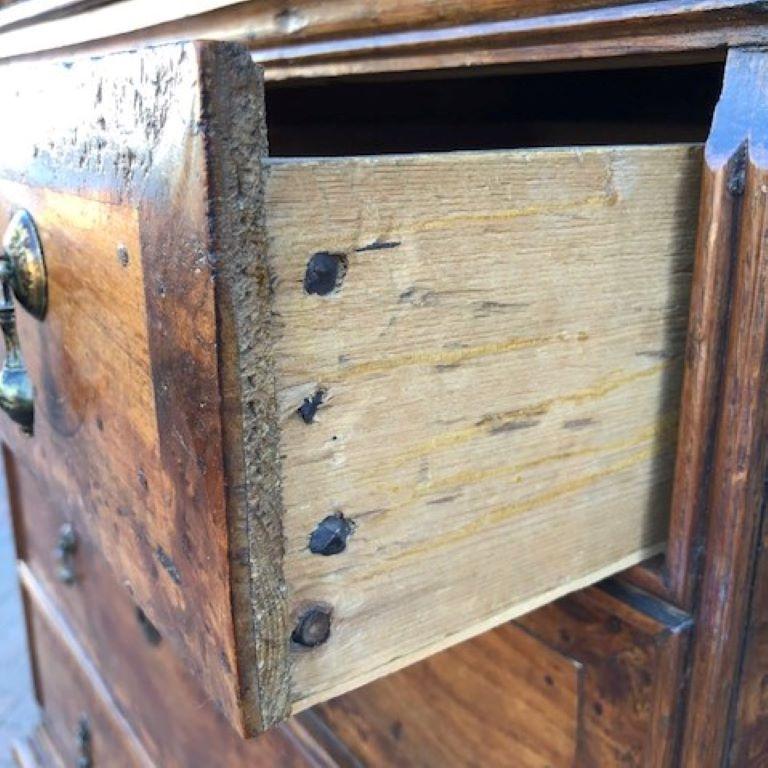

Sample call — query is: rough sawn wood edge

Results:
[199,44,290,734]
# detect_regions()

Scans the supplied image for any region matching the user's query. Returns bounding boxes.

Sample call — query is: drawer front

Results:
[9,455,328,768]
[22,580,150,768]
[0,42,262,731]
[1,40,702,728]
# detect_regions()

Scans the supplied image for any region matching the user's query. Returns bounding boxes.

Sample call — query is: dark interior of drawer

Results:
[266,61,722,155]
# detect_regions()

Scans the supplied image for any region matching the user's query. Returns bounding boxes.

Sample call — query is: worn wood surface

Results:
[0,1,766,78]
[200,42,290,734]
[0,42,704,729]
[10,437,695,768]
[0,43,281,734]
[0,1,107,31]
[312,621,581,767]
[250,1,768,80]
[309,581,691,767]
[262,144,700,709]
[8,451,332,768]
[625,59,739,612]
[521,581,691,767]
[625,151,736,604]
[730,510,768,767]
[0,0,640,37]
[20,571,153,768]
[678,48,768,767]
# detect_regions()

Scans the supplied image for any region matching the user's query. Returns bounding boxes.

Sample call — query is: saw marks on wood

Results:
[263,144,701,708]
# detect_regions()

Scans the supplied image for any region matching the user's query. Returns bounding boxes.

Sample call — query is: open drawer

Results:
[0,41,702,734]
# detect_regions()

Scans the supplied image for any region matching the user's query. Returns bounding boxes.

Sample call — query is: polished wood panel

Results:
[310,581,691,767]
[0,42,273,734]
[264,144,699,709]
[679,47,768,767]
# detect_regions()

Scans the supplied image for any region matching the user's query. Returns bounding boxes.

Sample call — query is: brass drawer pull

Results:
[0,210,47,435]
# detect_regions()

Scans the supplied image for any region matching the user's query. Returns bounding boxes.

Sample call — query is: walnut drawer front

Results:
[8,454,332,768]
[0,41,701,733]
[18,575,152,768]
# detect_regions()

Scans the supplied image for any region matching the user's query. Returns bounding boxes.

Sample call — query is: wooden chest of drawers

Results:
[2,2,768,767]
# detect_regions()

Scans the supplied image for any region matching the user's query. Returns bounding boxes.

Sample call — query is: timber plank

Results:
[261,144,701,708]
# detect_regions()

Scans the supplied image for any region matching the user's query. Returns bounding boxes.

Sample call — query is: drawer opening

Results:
[266,61,721,156]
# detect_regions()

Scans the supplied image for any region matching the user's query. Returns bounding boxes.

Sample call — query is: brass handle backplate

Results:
[0,210,47,435]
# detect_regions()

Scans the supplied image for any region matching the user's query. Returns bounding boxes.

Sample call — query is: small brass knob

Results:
[55,523,78,585]
[0,210,47,435]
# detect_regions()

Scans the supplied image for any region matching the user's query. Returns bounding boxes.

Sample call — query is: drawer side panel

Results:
[263,144,701,707]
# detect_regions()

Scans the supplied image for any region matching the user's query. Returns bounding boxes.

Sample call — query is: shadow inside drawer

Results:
[267,61,721,156]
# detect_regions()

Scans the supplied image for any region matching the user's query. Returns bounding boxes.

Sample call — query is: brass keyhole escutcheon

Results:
[0,210,47,435]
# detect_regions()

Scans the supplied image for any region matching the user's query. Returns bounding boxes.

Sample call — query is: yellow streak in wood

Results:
[335,330,588,380]
[413,192,616,233]
[400,410,679,503]
[457,445,665,542]
[362,430,674,579]
[375,359,676,477]
[478,360,675,430]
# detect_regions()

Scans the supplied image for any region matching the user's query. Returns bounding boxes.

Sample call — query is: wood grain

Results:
[199,42,290,734]
[729,509,768,767]
[0,1,109,32]
[21,571,153,768]
[0,1,766,79]
[262,144,701,709]
[0,41,707,732]
[0,0,639,39]
[679,48,768,767]
[308,580,691,767]
[519,581,691,767]
[10,440,692,768]
[11,457,332,768]
[312,622,581,767]
[0,42,281,734]
[625,59,740,611]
